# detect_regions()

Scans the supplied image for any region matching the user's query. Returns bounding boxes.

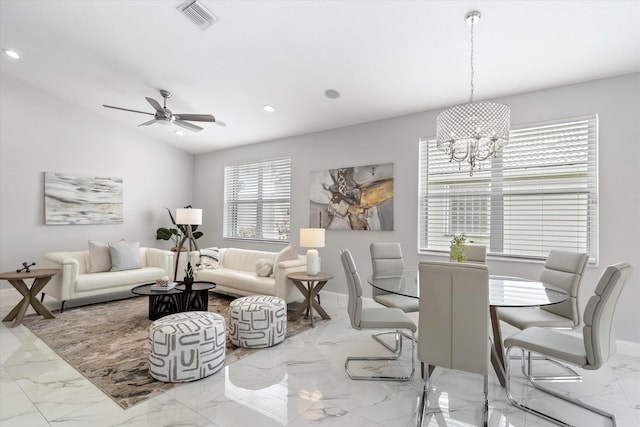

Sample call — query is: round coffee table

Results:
[131,281,215,320]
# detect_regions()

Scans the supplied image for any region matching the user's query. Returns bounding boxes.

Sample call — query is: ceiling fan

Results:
[103,89,215,132]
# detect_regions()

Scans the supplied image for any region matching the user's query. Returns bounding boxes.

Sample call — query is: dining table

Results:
[367,270,569,387]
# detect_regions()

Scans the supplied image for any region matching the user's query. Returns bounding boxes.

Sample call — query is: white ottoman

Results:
[149,311,226,382]
[229,295,287,348]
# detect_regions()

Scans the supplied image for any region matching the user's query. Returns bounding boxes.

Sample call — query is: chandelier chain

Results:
[469,19,475,103]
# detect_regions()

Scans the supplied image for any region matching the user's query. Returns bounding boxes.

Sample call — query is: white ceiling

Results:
[1,0,639,154]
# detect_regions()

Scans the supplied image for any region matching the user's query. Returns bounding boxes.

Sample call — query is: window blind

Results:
[419,115,598,263]
[224,157,291,242]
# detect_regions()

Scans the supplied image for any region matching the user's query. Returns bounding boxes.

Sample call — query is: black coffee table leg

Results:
[148,294,183,320]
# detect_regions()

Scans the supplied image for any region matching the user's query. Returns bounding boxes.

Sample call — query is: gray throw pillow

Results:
[255,259,274,277]
[109,241,142,271]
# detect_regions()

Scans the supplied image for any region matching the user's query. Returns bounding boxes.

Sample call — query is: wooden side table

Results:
[0,268,60,328]
[287,271,333,327]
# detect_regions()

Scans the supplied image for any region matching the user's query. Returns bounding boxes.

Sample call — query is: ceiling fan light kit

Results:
[436,10,510,175]
[103,89,215,133]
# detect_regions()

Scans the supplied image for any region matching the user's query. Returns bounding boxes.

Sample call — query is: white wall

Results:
[0,74,195,280]
[193,73,640,344]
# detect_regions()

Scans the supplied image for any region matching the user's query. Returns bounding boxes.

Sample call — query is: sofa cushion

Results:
[110,241,142,271]
[88,240,111,273]
[198,268,275,294]
[75,267,167,292]
[221,248,277,273]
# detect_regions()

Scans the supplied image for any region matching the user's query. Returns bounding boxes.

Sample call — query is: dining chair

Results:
[465,244,487,263]
[417,260,490,427]
[504,262,632,427]
[340,248,417,381]
[498,250,588,380]
[369,242,419,313]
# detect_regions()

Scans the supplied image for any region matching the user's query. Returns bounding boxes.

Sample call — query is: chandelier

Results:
[436,11,510,175]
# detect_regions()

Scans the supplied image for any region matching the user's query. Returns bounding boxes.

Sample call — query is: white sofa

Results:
[189,247,307,304]
[41,247,174,312]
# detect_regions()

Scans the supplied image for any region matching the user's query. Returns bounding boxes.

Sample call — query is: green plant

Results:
[184,261,194,279]
[450,233,468,263]
[155,206,203,251]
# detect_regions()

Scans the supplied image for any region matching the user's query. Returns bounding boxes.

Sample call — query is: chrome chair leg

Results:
[510,347,583,382]
[345,329,415,381]
[505,347,616,427]
[372,329,415,353]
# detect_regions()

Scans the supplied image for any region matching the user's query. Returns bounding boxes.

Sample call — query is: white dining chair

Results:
[370,242,419,313]
[340,248,417,381]
[417,260,490,427]
[465,244,487,263]
[504,262,632,427]
[498,250,588,380]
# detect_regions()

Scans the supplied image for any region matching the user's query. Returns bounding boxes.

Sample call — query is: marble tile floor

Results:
[1,294,639,427]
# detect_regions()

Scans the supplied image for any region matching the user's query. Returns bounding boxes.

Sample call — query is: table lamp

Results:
[300,228,325,276]
[173,207,202,280]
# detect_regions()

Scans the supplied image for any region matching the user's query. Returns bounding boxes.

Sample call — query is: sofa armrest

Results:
[144,248,174,276]
[273,256,307,301]
[41,253,80,302]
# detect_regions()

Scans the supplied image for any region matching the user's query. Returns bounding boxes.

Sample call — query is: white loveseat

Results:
[41,247,174,312]
[189,247,307,304]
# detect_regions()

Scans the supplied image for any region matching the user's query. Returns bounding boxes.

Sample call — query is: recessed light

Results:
[3,49,20,59]
[174,130,184,136]
[325,89,340,99]
[263,105,276,113]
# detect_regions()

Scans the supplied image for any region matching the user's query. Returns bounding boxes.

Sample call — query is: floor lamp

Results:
[173,208,202,281]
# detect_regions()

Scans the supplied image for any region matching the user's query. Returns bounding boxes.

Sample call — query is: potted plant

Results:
[156,206,203,252]
[183,261,194,287]
[450,234,468,263]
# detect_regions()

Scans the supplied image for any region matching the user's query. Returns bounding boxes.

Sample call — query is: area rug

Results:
[21,293,311,409]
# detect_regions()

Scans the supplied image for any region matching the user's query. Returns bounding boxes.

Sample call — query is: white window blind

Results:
[224,158,291,242]
[419,115,598,263]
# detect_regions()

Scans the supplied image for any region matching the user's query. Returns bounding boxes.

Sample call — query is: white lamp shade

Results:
[300,228,325,248]
[175,208,202,225]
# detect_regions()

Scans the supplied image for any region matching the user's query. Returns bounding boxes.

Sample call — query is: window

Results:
[419,115,598,263]
[224,158,291,242]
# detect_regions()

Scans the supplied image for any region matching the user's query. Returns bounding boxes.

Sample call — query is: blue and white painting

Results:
[44,172,123,225]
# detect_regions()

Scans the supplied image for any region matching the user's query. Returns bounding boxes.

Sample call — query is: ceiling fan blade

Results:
[138,119,158,126]
[173,120,203,132]
[173,114,215,122]
[103,104,154,116]
[145,97,164,113]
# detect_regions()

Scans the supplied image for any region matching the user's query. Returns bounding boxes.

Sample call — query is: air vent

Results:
[177,0,218,30]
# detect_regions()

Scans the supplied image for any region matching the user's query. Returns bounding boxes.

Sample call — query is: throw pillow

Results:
[109,241,142,271]
[199,247,220,269]
[274,244,298,267]
[255,259,274,277]
[88,240,111,273]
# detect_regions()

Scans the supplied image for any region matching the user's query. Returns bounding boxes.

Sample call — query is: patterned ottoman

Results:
[148,311,226,383]
[229,295,287,348]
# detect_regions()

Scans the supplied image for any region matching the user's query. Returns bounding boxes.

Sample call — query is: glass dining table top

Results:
[367,270,568,307]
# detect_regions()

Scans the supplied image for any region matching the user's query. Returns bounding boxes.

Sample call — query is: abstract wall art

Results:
[309,163,394,231]
[44,172,123,225]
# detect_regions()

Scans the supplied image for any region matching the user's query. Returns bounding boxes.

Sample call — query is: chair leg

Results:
[345,329,415,381]
[372,329,415,353]
[513,349,583,382]
[483,374,489,427]
[505,347,616,427]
